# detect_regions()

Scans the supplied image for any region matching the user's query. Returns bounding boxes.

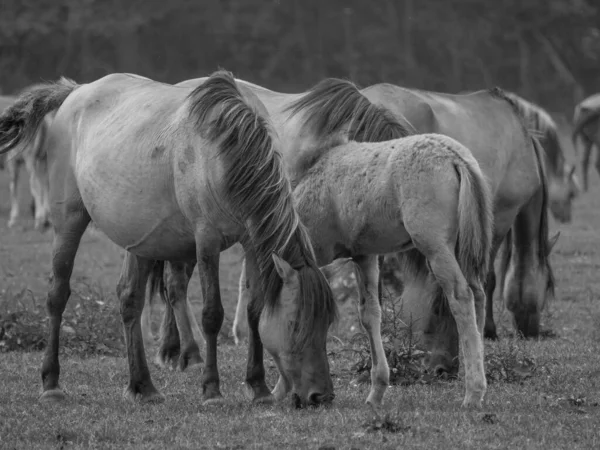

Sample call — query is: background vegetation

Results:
[1,0,599,116]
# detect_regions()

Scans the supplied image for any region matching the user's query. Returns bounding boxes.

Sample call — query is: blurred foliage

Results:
[0,0,598,114]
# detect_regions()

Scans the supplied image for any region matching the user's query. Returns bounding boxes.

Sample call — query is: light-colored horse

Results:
[572,93,600,191]
[0,94,52,230]
[267,126,494,408]
[360,84,556,344]
[0,71,337,408]
[503,91,579,223]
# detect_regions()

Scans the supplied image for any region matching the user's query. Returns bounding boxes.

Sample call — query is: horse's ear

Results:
[320,258,352,281]
[272,253,296,282]
[548,231,560,253]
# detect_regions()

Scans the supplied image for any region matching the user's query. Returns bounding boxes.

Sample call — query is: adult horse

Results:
[0,94,52,230]
[0,70,337,407]
[572,93,600,191]
[503,91,579,223]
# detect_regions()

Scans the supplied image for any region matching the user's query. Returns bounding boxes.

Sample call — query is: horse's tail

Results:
[530,136,556,296]
[0,78,78,154]
[454,157,494,283]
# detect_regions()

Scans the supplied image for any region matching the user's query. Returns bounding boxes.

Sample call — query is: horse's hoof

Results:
[365,388,385,409]
[243,382,274,403]
[202,395,226,406]
[122,387,165,404]
[39,389,66,403]
[7,219,17,229]
[461,395,483,409]
[154,353,178,371]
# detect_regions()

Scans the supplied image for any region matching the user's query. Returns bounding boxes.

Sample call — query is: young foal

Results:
[0,71,336,407]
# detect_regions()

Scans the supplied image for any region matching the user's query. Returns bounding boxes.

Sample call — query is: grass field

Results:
[1,136,600,449]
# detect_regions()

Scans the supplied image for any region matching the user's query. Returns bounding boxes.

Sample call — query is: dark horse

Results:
[0,71,336,408]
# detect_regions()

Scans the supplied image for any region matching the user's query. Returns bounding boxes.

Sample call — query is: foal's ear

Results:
[272,253,297,282]
[548,231,560,253]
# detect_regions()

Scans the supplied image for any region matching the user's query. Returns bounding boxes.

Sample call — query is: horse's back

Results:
[364,84,538,215]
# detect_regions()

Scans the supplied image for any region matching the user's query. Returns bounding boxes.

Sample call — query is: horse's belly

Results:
[76,153,197,259]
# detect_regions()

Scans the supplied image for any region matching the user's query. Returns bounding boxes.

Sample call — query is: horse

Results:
[360,84,556,345]
[502,91,579,223]
[0,70,337,408]
[0,94,52,230]
[265,128,493,408]
[572,93,600,191]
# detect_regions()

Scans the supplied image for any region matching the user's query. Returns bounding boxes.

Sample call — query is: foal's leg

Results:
[117,254,164,403]
[157,261,203,371]
[39,203,90,402]
[7,158,21,228]
[354,255,390,408]
[423,246,486,408]
[196,244,225,404]
[232,258,249,345]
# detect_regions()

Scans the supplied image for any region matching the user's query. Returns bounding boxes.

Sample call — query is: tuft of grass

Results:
[0,280,124,357]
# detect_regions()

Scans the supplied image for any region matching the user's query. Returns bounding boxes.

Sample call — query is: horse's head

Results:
[389,251,460,376]
[548,163,579,223]
[258,254,335,408]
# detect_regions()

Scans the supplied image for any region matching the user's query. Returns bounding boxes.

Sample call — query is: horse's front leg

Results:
[196,245,225,404]
[353,255,389,408]
[243,254,274,403]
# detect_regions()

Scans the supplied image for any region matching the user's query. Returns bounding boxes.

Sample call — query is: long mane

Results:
[286,78,411,145]
[186,70,335,351]
[498,90,566,175]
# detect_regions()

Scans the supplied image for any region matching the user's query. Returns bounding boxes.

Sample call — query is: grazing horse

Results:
[0,94,52,230]
[503,91,579,223]
[269,129,493,408]
[572,93,600,191]
[0,70,337,408]
[359,84,556,345]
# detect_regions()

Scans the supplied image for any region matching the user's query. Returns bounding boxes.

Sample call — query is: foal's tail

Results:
[0,78,78,154]
[455,156,494,282]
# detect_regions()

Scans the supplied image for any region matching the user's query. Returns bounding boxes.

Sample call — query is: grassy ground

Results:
[1,136,600,449]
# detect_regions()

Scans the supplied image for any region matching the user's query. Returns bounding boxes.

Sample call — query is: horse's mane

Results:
[500,91,565,174]
[286,78,411,145]
[187,70,336,352]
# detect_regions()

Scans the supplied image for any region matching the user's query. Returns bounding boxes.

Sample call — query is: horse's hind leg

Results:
[421,245,486,408]
[40,202,90,402]
[354,255,389,408]
[117,254,164,403]
[157,261,203,372]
